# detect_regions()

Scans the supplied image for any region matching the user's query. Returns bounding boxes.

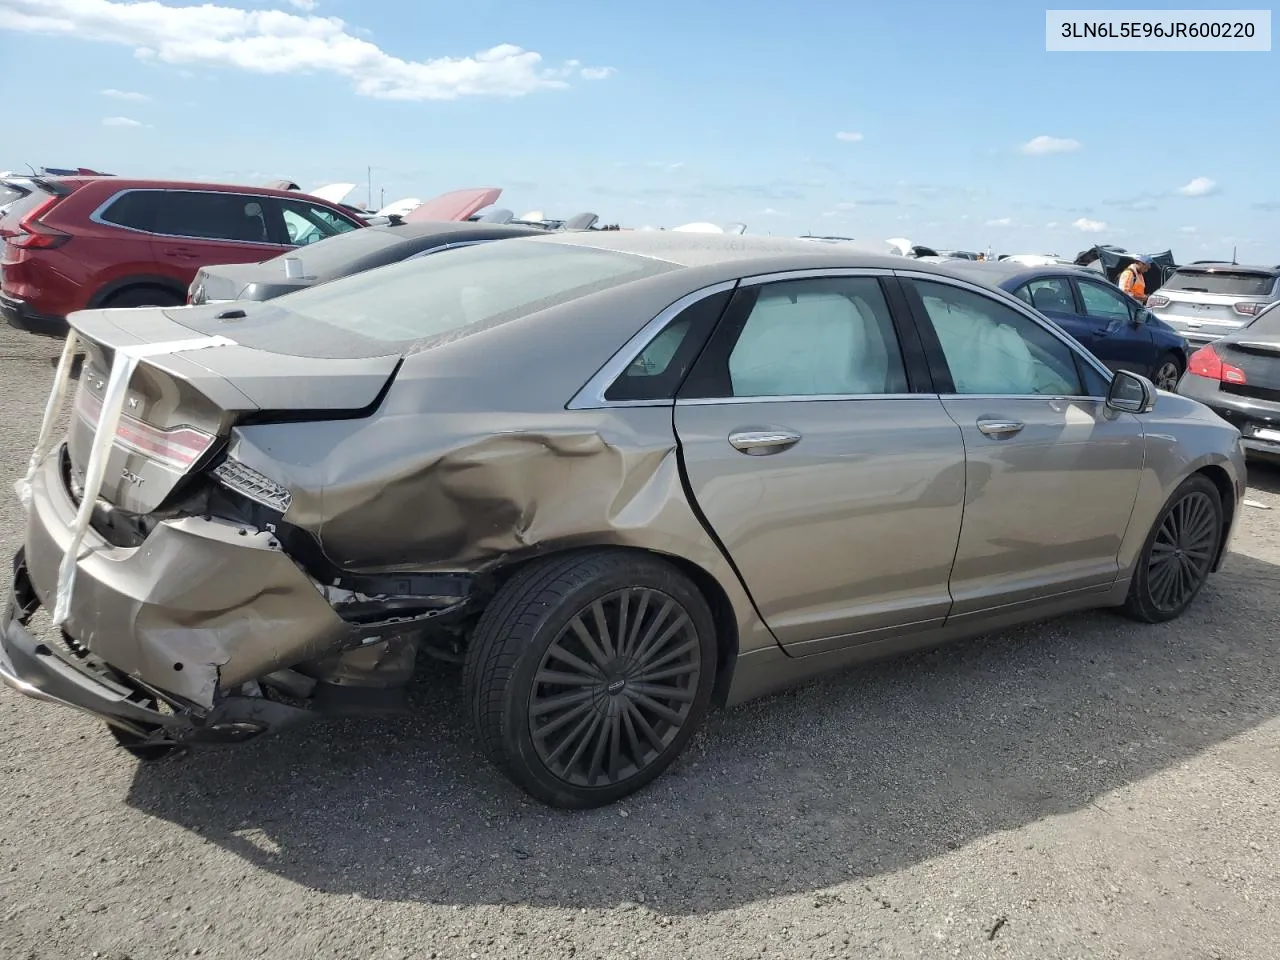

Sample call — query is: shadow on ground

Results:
[123,546,1280,915]
[1247,459,1280,495]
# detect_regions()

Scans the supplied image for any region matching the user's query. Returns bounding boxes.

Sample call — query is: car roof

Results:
[1173,262,1280,276]
[48,176,351,202]
[526,230,927,272]
[931,259,1106,289]
[369,219,548,242]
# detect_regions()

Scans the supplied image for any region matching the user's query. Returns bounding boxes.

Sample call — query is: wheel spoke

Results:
[530,687,595,719]
[535,669,600,687]
[632,613,691,668]
[637,638,697,676]
[546,643,605,680]
[636,660,700,684]
[589,600,616,659]
[568,615,613,670]
[631,691,687,726]
[621,590,650,658]
[615,591,631,660]
[625,700,667,753]
[630,682,696,704]
[543,709,598,765]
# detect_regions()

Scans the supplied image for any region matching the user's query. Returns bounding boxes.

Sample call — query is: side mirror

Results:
[1107,370,1157,414]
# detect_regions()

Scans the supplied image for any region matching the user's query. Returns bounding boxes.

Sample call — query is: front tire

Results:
[1152,352,1183,392]
[1120,474,1223,623]
[464,550,717,808]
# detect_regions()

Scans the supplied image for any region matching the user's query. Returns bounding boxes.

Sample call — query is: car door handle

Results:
[728,429,802,455]
[976,418,1025,438]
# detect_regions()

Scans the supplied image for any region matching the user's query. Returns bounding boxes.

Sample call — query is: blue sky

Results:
[1,0,1276,258]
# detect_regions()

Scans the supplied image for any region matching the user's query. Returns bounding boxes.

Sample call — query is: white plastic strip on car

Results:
[49,335,237,627]
[16,331,82,510]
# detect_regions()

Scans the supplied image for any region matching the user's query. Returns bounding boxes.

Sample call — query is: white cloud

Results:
[99,87,150,101]
[1046,221,1059,228]
[986,217,1013,227]
[1072,217,1108,233]
[102,115,143,127]
[0,0,610,101]
[835,131,864,142]
[580,66,615,80]
[1176,176,1217,197]
[760,207,783,216]
[285,0,315,9]
[1179,225,1198,234]
[1020,135,1081,156]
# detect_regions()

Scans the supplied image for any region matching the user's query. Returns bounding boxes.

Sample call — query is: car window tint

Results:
[1012,284,1033,305]
[279,198,360,246]
[1078,279,1133,321]
[725,277,908,397]
[152,191,272,243]
[1023,277,1075,314]
[911,279,1084,396]
[604,290,732,402]
[98,190,163,232]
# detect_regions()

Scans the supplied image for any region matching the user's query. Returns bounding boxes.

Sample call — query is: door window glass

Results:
[1078,279,1134,321]
[912,280,1085,396]
[1021,277,1075,314]
[152,191,272,243]
[98,190,164,232]
[724,277,908,397]
[279,199,361,246]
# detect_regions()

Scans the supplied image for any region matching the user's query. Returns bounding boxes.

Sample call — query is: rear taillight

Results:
[1232,301,1265,316]
[1188,345,1247,384]
[75,386,216,470]
[1146,293,1170,308]
[7,194,71,249]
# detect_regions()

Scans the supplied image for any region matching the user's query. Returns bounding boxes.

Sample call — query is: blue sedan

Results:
[940,261,1191,391]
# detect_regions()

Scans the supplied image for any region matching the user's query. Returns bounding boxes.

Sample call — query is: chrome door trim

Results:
[892,267,1117,383]
[676,393,925,406]
[566,280,739,410]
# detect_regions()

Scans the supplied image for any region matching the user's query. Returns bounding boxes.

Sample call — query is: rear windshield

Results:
[1163,270,1277,297]
[258,239,672,345]
[0,184,50,225]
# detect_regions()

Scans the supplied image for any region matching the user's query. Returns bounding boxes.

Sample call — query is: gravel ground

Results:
[1,324,1278,960]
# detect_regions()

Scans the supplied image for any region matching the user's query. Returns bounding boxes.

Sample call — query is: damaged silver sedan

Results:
[2,232,1246,807]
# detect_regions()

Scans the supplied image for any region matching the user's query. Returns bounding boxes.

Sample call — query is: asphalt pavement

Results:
[1,325,1278,960]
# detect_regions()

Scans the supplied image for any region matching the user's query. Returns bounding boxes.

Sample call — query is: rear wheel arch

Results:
[88,276,187,309]
[485,544,740,705]
[1193,463,1237,571]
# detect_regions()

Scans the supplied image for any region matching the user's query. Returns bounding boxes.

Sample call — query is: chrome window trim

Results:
[89,187,360,248]
[675,393,927,406]
[737,266,891,286]
[891,267,1116,384]
[566,279,739,410]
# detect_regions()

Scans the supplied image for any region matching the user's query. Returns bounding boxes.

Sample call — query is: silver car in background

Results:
[1148,262,1280,345]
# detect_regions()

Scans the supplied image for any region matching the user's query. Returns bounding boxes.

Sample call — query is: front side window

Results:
[1078,279,1134,321]
[711,277,909,398]
[1018,277,1076,315]
[911,279,1084,396]
[152,191,272,243]
[279,198,360,246]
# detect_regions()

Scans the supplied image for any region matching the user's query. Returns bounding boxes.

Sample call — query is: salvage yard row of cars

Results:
[0,174,1274,809]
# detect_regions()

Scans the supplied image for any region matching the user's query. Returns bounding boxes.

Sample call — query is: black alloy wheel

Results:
[1152,354,1183,392]
[528,586,702,788]
[1121,474,1224,623]
[464,550,717,808]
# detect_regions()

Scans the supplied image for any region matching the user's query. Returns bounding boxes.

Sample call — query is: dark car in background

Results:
[189,219,554,305]
[1178,300,1280,461]
[1,177,366,337]
[941,261,1191,390]
[1147,263,1280,347]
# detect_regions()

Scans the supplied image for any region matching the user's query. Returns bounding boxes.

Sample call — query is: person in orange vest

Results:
[1117,256,1151,303]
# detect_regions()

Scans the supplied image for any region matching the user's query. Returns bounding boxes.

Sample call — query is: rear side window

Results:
[604,289,733,401]
[1018,277,1075,314]
[1163,270,1277,297]
[98,190,163,232]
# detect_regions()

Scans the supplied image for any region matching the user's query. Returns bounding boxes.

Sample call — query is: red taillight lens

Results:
[75,386,216,470]
[1232,301,1264,316]
[8,194,71,249]
[1187,345,1247,384]
[1146,293,1170,308]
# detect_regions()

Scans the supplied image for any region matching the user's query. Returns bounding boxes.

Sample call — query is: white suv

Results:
[1147,262,1280,345]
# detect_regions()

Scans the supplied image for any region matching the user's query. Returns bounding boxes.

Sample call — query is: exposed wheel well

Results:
[489,545,742,708]
[1194,464,1236,571]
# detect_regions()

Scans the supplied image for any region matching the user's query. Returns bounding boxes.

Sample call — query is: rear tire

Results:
[1120,474,1223,623]
[101,286,184,309]
[464,550,717,808]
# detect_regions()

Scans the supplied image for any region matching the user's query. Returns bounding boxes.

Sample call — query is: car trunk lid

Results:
[61,305,401,514]
[1216,331,1280,400]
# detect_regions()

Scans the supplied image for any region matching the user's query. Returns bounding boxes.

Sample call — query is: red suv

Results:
[0,177,366,337]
